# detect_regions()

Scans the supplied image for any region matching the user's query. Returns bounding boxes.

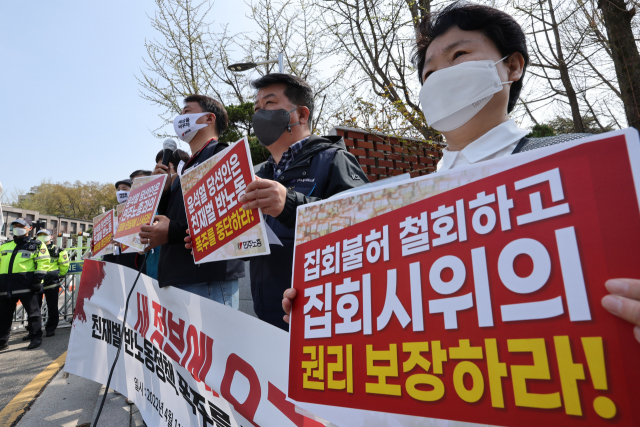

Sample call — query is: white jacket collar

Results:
[438,120,528,171]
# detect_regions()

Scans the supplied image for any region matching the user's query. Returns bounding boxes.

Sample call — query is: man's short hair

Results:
[184,95,229,136]
[413,2,529,113]
[155,149,191,165]
[130,170,152,180]
[250,73,315,127]
[115,179,132,189]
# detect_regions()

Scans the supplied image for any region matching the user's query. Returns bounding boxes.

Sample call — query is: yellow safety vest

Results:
[41,243,70,290]
[0,237,50,297]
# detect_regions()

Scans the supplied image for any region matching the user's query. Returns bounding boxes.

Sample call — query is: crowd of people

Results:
[1,2,638,353]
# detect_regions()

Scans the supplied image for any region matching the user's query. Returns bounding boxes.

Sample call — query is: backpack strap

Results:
[307,146,340,197]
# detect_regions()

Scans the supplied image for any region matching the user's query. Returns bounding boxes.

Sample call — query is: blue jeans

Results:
[179,280,239,309]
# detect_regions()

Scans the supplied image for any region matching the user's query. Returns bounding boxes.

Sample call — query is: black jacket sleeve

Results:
[275,150,369,228]
[167,215,188,245]
[157,188,171,216]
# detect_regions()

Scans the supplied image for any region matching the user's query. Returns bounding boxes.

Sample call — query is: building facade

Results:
[0,205,92,242]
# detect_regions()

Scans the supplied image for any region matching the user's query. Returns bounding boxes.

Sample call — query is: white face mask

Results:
[116,190,129,204]
[38,235,51,243]
[173,112,211,143]
[13,227,28,237]
[419,56,512,132]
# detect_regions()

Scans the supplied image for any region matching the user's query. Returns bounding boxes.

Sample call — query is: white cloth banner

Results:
[65,260,325,427]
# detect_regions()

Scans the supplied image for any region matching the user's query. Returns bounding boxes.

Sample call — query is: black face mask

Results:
[252,108,300,147]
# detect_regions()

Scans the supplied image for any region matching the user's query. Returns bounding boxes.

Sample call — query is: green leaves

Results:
[14,180,117,221]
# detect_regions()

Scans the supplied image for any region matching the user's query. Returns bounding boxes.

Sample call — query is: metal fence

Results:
[10,239,89,332]
[11,274,81,330]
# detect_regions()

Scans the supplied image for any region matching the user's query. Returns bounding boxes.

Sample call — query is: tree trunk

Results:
[406,0,430,30]
[547,0,585,133]
[598,0,640,129]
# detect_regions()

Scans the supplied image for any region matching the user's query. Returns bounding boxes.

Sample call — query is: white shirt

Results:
[436,120,528,172]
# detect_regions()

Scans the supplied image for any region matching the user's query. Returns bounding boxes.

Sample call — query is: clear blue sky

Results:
[0,1,253,200]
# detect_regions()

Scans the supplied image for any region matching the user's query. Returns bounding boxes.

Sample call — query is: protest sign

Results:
[66,260,323,427]
[114,174,166,251]
[115,203,138,254]
[92,209,114,257]
[288,129,640,427]
[181,137,269,263]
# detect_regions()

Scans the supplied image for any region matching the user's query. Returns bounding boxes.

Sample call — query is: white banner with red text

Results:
[65,260,324,427]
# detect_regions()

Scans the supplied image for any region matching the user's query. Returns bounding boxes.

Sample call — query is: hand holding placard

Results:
[602,278,640,343]
[282,288,297,324]
[139,215,170,251]
[239,176,288,217]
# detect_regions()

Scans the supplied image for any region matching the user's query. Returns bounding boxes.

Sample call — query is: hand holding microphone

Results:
[153,139,178,192]
[161,138,177,166]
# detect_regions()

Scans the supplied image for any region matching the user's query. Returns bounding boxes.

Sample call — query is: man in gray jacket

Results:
[238,74,369,331]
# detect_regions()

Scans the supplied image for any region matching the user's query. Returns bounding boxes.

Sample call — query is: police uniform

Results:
[37,229,69,336]
[0,218,50,348]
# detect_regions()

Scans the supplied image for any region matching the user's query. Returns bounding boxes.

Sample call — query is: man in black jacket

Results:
[140,95,244,307]
[239,74,369,331]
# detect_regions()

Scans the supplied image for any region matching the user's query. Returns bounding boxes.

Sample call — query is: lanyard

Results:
[184,138,217,171]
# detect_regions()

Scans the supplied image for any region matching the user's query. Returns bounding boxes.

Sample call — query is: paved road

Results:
[1,261,257,425]
[0,327,71,415]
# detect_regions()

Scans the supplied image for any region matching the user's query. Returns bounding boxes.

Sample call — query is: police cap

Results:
[11,217,33,227]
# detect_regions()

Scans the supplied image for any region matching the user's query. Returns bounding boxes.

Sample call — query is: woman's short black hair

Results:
[413,2,529,113]
[251,73,315,126]
[183,94,229,135]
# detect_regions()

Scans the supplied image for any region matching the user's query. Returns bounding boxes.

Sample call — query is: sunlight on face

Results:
[181,101,202,115]
[422,26,504,82]
[254,83,295,112]
[181,102,213,125]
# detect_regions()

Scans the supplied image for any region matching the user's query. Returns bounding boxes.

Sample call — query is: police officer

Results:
[35,229,69,337]
[0,218,50,350]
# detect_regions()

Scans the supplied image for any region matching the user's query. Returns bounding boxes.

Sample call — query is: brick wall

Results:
[329,126,444,182]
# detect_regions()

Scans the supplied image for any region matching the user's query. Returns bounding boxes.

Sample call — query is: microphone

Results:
[161,139,178,167]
